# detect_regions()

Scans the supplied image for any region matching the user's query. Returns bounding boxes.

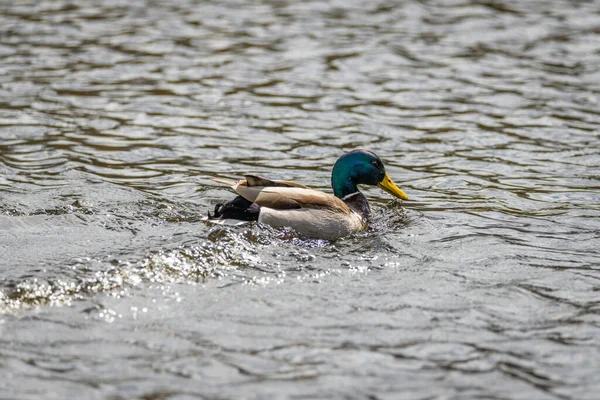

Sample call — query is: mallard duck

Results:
[209,149,408,240]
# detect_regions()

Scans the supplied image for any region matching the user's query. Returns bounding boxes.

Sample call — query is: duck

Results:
[208,149,408,240]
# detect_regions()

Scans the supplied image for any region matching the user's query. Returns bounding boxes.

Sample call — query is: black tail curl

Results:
[208,195,260,221]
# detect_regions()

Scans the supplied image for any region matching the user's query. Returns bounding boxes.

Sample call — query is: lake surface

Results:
[1,0,599,398]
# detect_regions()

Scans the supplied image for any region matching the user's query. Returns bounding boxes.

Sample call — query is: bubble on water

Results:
[0,210,408,314]
[0,226,291,313]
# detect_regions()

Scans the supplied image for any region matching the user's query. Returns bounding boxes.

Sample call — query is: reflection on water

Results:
[1,0,599,398]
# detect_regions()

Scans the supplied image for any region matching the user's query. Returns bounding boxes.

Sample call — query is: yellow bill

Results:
[377,173,408,200]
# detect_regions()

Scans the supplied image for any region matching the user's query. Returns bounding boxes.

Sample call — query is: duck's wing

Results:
[212,175,309,189]
[212,175,351,214]
[245,175,310,189]
[238,186,352,214]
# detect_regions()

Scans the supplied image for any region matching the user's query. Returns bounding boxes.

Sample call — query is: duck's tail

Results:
[207,195,261,222]
[212,177,237,186]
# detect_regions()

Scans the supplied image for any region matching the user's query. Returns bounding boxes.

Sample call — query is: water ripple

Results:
[1,0,600,399]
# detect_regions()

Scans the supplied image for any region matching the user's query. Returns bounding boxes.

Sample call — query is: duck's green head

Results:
[331,149,409,200]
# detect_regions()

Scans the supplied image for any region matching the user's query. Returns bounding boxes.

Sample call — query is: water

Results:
[1,0,599,398]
